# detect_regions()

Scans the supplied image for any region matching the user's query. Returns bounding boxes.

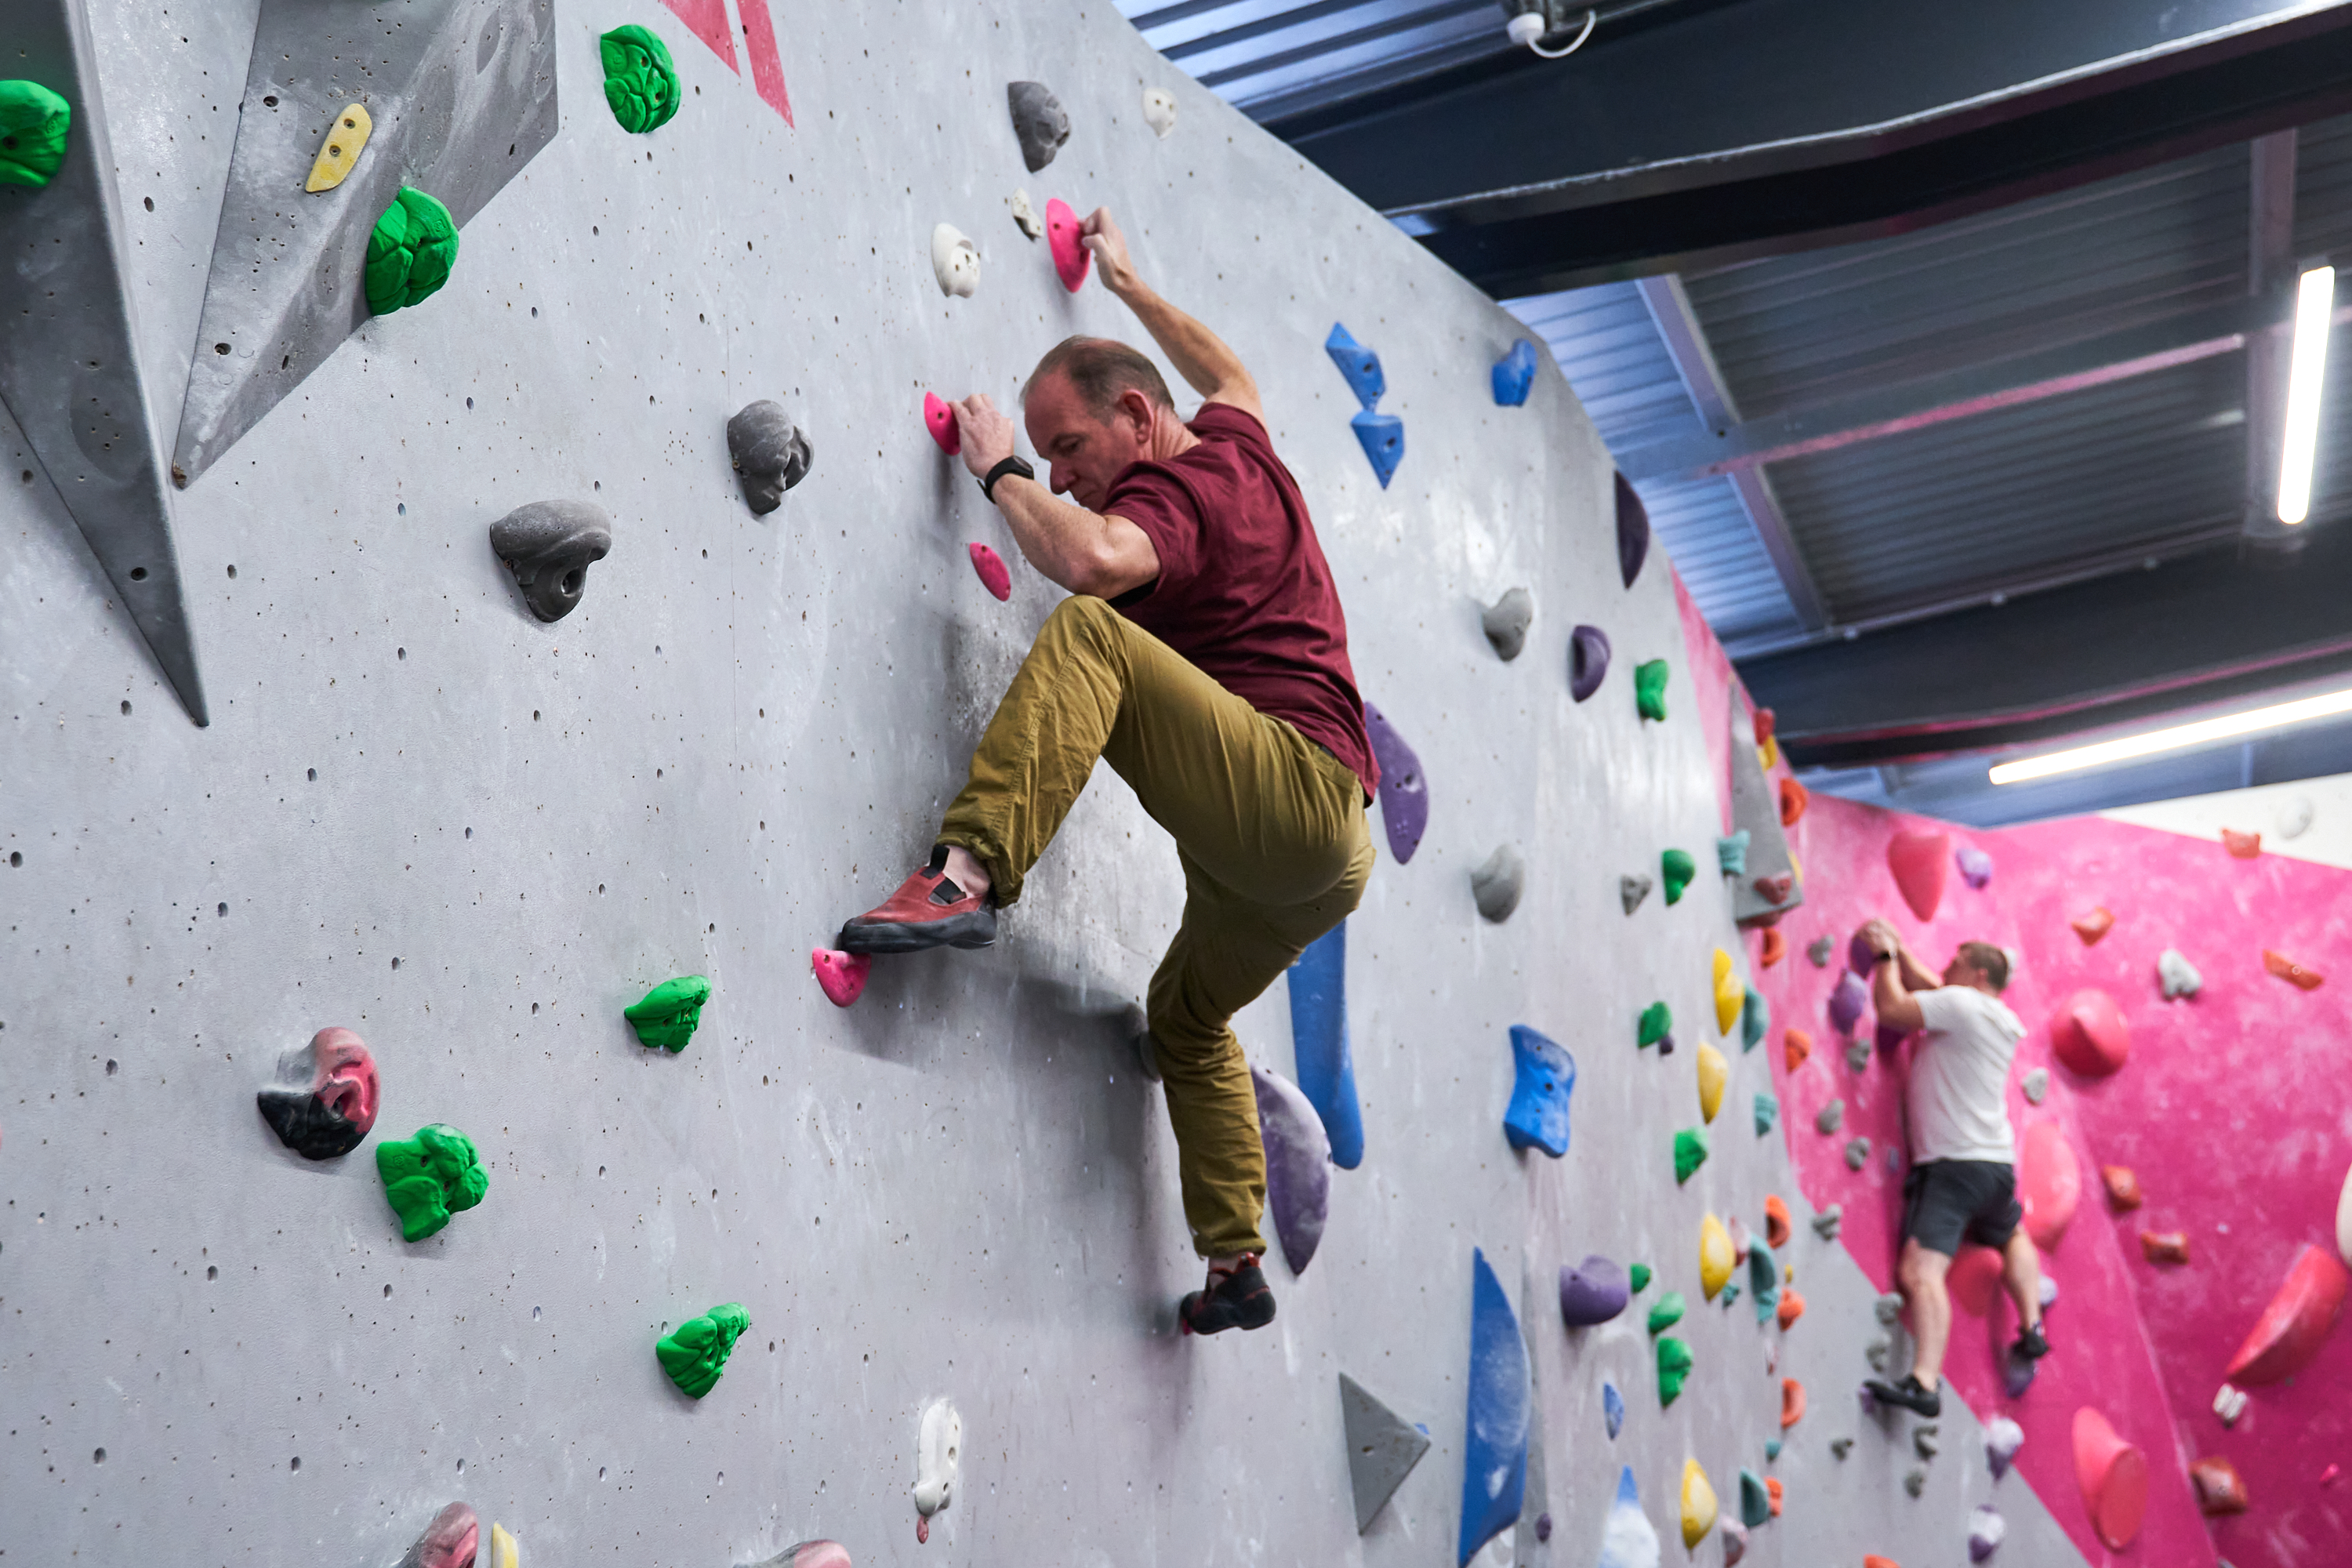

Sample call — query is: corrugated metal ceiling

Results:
[1117,0,1507,120]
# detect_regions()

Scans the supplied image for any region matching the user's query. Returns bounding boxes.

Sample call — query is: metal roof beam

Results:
[2242,129,2301,542]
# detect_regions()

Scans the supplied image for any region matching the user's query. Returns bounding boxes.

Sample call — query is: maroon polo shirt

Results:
[1101,401,1378,798]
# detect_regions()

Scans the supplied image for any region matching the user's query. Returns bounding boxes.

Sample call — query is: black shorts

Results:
[1901,1160,2023,1256]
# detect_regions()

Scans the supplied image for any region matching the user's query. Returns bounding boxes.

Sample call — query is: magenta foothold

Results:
[1045,198,1091,291]
[811,948,873,1008]
[398,1502,478,1568]
[257,1026,380,1160]
[924,392,960,456]
[967,543,1011,601]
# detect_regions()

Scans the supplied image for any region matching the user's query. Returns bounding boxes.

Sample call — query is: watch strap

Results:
[980,456,1034,503]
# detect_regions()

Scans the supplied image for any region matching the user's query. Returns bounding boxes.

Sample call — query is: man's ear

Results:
[1114,387,1158,443]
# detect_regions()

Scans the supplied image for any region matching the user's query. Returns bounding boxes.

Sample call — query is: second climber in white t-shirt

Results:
[1856,918,2052,1417]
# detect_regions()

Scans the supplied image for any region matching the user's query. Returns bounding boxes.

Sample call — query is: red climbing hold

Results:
[1783,1027,1812,1073]
[2226,1243,2350,1385]
[2102,1165,2143,1210]
[924,392,960,455]
[2071,906,2114,944]
[1764,1195,1791,1250]
[2190,1455,2249,1515]
[810,947,873,1008]
[2140,1230,2190,1265]
[967,543,1011,601]
[1753,708,1776,743]
[1886,829,1950,921]
[1778,776,1807,826]
[1947,1244,2004,1316]
[2051,988,2129,1077]
[1864,1556,1900,1568]
[2071,1406,2149,1550]
[2221,828,2262,858]
[2264,948,2325,989]
[2019,1121,2080,1250]
[1045,198,1091,291]
[1752,873,1794,906]
[1759,927,1785,967]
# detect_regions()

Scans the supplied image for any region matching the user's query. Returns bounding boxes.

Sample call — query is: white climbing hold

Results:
[1969,1504,2007,1560]
[1726,1217,1752,1261]
[1720,1517,1749,1566]
[2280,795,2314,838]
[913,1398,961,1537]
[930,223,979,298]
[1984,1416,2024,1478]
[1142,86,1178,138]
[2022,1068,2049,1105]
[2336,1159,2352,1267]
[2213,1382,2249,1426]
[2158,949,2203,999]
[2038,1274,2058,1308]
[1008,189,1043,240]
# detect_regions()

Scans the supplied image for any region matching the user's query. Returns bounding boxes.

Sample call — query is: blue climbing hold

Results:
[1458,1248,1530,1567]
[1287,921,1365,1170]
[1503,1025,1574,1157]
[1597,1465,1661,1568]
[1325,322,1386,410]
[1740,985,1769,1051]
[1492,339,1537,406]
[1351,410,1404,488]
[1602,1380,1626,1439]
[1717,830,1750,876]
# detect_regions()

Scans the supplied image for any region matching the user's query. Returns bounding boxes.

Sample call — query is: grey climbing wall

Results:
[0,4,2091,1566]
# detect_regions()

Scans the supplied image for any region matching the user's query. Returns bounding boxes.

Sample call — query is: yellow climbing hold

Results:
[1681,1457,1719,1548]
[1697,1040,1728,1123]
[1759,735,1779,770]
[303,102,372,192]
[1700,1212,1736,1301]
[488,1522,519,1568]
[1712,948,1743,1034]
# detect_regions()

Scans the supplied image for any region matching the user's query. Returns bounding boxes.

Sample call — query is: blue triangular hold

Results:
[1597,1465,1661,1568]
[1352,410,1404,488]
[1287,921,1364,1169]
[1457,1248,1529,1566]
[1602,1380,1626,1439]
[1502,1025,1574,1157]
[1325,321,1386,409]
[1492,339,1537,406]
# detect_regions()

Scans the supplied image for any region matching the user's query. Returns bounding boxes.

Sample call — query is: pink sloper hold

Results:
[2050,988,2129,1077]
[2071,1406,2149,1551]
[2019,1121,2080,1250]
[924,393,960,455]
[2225,1243,2350,1385]
[1045,198,1091,291]
[810,948,872,1008]
[1886,829,1950,921]
[1947,1244,2004,1317]
[967,543,1011,601]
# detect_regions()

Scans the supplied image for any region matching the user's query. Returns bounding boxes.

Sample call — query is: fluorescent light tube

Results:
[2277,264,2336,524]
[1988,684,2352,783]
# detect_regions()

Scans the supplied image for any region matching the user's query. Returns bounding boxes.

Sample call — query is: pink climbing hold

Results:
[771,1546,853,1568]
[967,543,1011,601]
[810,948,873,1008]
[2050,988,2129,1077]
[2225,1243,2350,1385]
[924,392,961,455]
[2071,1406,2149,1550]
[2018,1121,2080,1250]
[1886,829,1950,921]
[1045,198,1091,291]
[1947,1244,2004,1317]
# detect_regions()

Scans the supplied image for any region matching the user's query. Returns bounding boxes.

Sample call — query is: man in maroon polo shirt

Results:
[836,206,1377,1334]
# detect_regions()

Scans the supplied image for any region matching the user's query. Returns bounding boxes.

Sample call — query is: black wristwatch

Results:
[979,456,1034,503]
[1874,952,1896,966]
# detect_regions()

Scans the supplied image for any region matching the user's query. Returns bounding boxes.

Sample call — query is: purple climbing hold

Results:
[1570,624,1611,702]
[1559,1254,1630,1327]
[1251,1063,1331,1276]
[1957,845,1994,889]
[2002,1345,2038,1397]
[1848,931,1878,976]
[1615,472,1650,589]
[1828,971,1867,1035]
[1361,702,1428,865]
[1969,1504,2007,1560]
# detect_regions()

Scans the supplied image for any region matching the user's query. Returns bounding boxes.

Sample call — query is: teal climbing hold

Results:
[1738,1468,1770,1529]
[1662,848,1696,905]
[1457,1248,1530,1566]
[1740,985,1769,1050]
[1721,1280,1740,1307]
[600,24,681,132]
[1754,1091,1779,1136]
[0,80,72,188]
[626,975,710,1051]
[1766,1438,1782,1461]
[1635,659,1669,721]
[375,1124,488,1242]
[1628,1262,1653,1294]
[1674,1126,1710,1184]
[1646,1291,1686,1335]
[1638,1000,1672,1050]
[1351,411,1404,488]
[1325,323,1386,410]
[1656,1336,1693,1406]
[656,1302,749,1399]
[1717,831,1750,876]
[1748,1246,1778,1323]
[364,188,459,315]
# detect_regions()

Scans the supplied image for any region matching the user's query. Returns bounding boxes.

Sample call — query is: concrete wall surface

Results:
[2,4,2092,1566]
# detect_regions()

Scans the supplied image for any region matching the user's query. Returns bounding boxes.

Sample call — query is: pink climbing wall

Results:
[1674,593,2352,1567]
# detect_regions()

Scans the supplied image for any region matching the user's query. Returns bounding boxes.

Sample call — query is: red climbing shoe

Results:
[1179,1255,1276,1335]
[837,845,997,954]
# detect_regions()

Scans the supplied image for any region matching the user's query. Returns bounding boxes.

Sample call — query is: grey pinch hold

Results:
[2022,1067,2049,1105]
[1830,1437,1855,1460]
[726,401,811,515]
[1811,1203,1843,1240]
[1338,1372,1431,1533]
[1866,1337,1892,1373]
[1875,1291,1904,1327]
[1806,935,1835,967]
[1845,1040,1872,1075]
[1845,1135,1871,1171]
[1814,1098,1844,1134]
[490,500,611,623]
[1006,81,1070,172]
[1472,844,1525,923]
[1620,873,1653,913]
[1480,586,1534,661]
[1904,1466,1928,1498]
[1915,1423,1940,1459]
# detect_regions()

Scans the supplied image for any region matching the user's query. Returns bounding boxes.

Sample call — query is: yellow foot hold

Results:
[488,1522,519,1568]
[304,103,372,192]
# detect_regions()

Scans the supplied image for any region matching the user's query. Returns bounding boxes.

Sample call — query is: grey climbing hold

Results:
[1969,1504,2007,1562]
[1472,845,1525,923]
[1621,873,1653,913]
[1845,1136,1871,1171]
[1904,1466,1927,1498]
[1807,935,1833,967]
[1865,1337,1891,1374]
[1845,1040,1872,1075]
[2158,949,2203,1000]
[2022,1068,2049,1105]
[1915,1423,1940,1459]
[1717,831,1750,876]
[1831,1437,1854,1460]
[1338,1372,1431,1533]
[490,501,611,623]
[1812,1204,1842,1240]
[1570,623,1612,702]
[1005,82,1069,172]
[726,401,812,515]
[1814,1098,1845,1134]
[1875,1291,1904,1327]
[1481,587,1534,661]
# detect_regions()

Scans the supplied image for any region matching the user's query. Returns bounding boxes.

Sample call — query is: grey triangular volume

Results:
[1729,693,1800,926]
[1339,1371,1431,1534]
[0,0,207,724]
[171,0,558,486]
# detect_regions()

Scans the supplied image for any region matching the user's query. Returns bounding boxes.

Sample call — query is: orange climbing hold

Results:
[1759,927,1786,967]
[1864,1556,1901,1568]
[1784,1028,1813,1072]
[2226,1243,2351,1385]
[2221,828,2262,858]
[2071,906,2114,944]
[2071,1406,2149,1550]
[2052,988,2130,1076]
[1776,1288,1805,1329]
[1764,1195,1791,1250]
[1780,1377,1804,1428]
[2140,1230,2190,1265]
[1886,829,1951,921]
[2190,1455,2249,1515]
[1779,776,1808,826]
[1765,1477,1781,1516]
[2102,1165,2143,1210]
[2264,949,2325,990]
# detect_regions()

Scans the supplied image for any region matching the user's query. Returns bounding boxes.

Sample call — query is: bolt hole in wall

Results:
[226,564,236,578]
[128,566,146,580]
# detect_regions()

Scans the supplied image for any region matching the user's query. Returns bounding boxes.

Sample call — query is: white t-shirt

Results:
[1906,985,2026,1164]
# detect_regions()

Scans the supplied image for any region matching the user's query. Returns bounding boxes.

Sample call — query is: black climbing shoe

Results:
[2014,1321,2051,1360]
[837,845,997,954]
[1864,1374,1943,1418]
[1179,1255,1276,1336]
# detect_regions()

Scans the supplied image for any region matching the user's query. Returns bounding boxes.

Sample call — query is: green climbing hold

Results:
[1638,1000,1672,1049]
[0,81,71,188]
[1657,1336,1693,1406]
[656,1301,749,1398]
[375,1124,488,1242]
[601,24,681,133]
[1629,1262,1653,1294]
[1674,1126,1711,1184]
[626,975,711,1051]
[1635,659,1669,721]
[1646,1291,1686,1335]
[364,187,459,315]
[1661,848,1697,905]
[1754,1091,1780,1136]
